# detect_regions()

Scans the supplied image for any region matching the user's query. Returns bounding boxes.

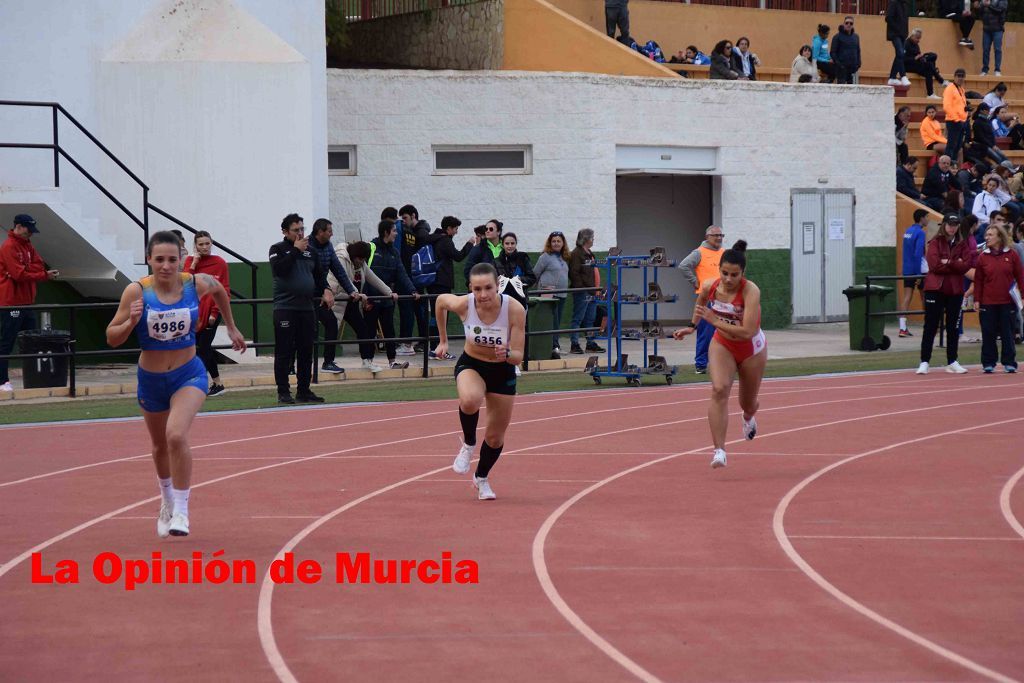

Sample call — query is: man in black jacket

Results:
[897,156,922,201]
[921,155,960,211]
[831,16,862,84]
[269,213,336,404]
[309,218,358,375]
[886,0,910,86]
[396,204,432,354]
[939,0,976,48]
[420,216,477,359]
[369,220,418,369]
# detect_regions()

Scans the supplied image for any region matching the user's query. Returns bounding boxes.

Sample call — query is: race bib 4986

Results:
[147,308,191,341]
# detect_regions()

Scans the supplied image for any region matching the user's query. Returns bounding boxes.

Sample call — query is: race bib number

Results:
[471,325,505,348]
[147,308,191,341]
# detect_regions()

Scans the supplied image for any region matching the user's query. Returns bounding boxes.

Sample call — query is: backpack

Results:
[410,243,438,287]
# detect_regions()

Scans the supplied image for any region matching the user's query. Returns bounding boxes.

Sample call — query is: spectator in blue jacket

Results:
[309,218,358,374]
[812,24,838,83]
[897,156,922,201]
[830,16,861,84]
[369,220,419,369]
[900,208,930,336]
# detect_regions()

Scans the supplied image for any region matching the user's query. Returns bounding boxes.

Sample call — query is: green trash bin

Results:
[526,297,558,362]
[843,285,895,351]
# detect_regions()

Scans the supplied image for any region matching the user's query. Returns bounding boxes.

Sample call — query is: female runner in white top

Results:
[434,263,526,500]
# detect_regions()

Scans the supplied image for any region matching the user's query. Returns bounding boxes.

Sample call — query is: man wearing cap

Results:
[0,215,59,392]
[943,69,970,164]
[678,225,725,374]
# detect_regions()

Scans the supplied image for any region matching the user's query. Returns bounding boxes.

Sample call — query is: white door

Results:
[791,189,856,323]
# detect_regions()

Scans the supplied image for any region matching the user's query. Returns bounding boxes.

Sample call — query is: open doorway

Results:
[615,174,713,323]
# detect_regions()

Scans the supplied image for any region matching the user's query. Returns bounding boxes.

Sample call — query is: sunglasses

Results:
[844,21,853,25]
[549,231,564,237]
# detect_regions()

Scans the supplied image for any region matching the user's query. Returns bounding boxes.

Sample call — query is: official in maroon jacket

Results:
[917,214,973,375]
[973,223,1024,372]
[0,215,59,392]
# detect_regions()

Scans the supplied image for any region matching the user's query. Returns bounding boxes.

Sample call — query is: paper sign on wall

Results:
[828,218,845,241]
[802,222,815,254]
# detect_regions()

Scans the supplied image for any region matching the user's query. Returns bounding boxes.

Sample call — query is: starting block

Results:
[645,355,668,373]
[584,355,600,374]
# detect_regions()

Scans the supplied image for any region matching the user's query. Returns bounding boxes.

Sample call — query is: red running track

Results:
[1,371,1022,682]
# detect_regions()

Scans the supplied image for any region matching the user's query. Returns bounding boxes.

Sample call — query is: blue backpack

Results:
[410,243,438,287]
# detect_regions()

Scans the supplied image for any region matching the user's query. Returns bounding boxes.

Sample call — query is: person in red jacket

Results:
[917,214,973,375]
[0,214,59,392]
[973,223,1024,372]
[183,231,230,396]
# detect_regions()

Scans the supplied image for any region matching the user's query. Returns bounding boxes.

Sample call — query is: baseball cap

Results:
[13,214,38,234]
[1000,160,1019,173]
[943,213,961,224]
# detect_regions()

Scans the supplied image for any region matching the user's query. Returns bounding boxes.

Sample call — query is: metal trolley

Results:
[586,247,679,386]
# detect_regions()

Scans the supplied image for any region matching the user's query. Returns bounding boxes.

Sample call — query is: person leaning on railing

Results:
[533,231,570,359]
[183,231,229,397]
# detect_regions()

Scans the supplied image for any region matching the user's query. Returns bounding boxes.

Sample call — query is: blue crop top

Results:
[134,273,200,351]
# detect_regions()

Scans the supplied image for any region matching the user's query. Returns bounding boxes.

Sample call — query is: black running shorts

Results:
[455,352,517,395]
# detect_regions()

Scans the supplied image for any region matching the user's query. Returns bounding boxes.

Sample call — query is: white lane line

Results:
[998,465,1024,540]
[774,417,1024,683]
[0,374,953,487]
[250,516,323,520]
[256,383,1016,683]
[538,480,603,483]
[789,535,1024,542]
[531,395,1024,683]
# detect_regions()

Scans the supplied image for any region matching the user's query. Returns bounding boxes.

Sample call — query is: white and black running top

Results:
[464,293,510,348]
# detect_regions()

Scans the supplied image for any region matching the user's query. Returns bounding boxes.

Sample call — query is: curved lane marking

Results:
[998,465,1024,540]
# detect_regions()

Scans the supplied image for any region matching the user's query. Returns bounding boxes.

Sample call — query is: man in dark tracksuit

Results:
[369,220,418,368]
[309,218,357,375]
[420,216,476,359]
[270,213,340,404]
[396,204,432,353]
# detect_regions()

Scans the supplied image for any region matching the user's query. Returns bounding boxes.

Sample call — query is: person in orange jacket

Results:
[0,214,59,392]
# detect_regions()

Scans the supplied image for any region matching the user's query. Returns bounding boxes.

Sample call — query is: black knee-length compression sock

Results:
[475,441,503,478]
[459,408,479,446]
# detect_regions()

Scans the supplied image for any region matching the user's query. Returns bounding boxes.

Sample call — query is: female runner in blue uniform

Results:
[433,263,526,500]
[107,231,246,537]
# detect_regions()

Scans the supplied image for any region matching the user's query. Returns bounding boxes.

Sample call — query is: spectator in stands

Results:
[921,105,948,155]
[790,45,819,83]
[938,0,976,49]
[0,215,59,393]
[184,231,230,397]
[958,160,988,212]
[396,204,431,355]
[973,222,1024,371]
[942,187,964,217]
[683,46,710,65]
[605,0,629,41]
[533,231,570,359]
[886,0,910,87]
[900,208,930,337]
[943,69,970,163]
[464,219,503,285]
[329,241,396,374]
[896,106,912,164]
[898,156,922,200]
[973,175,1005,228]
[309,218,357,375]
[904,29,946,99]
[709,40,743,80]
[269,213,336,404]
[831,16,861,84]
[569,228,602,354]
[922,155,959,212]
[494,232,536,311]
[979,0,1007,76]
[731,37,759,81]
[983,83,1015,124]
[969,102,1012,167]
[422,216,477,359]
[369,219,419,370]
[812,24,838,83]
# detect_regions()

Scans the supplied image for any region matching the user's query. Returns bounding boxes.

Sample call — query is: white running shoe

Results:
[927,93,941,99]
[887,78,902,86]
[157,500,173,538]
[361,359,383,373]
[395,344,416,356]
[742,415,757,441]
[946,361,968,374]
[916,361,929,375]
[453,440,473,475]
[900,76,911,86]
[514,365,522,377]
[711,449,727,469]
[0,381,12,392]
[168,512,190,537]
[473,476,496,500]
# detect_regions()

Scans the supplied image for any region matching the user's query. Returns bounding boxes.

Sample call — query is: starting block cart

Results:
[586,247,679,387]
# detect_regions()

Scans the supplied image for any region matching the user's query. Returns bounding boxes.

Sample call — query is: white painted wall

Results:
[0,0,325,263]
[327,70,894,259]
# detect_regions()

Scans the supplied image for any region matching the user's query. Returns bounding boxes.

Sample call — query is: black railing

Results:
[861,274,948,349]
[0,286,603,397]
[0,100,261,343]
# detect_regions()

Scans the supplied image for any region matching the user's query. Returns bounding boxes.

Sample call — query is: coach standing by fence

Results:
[678,225,725,374]
[270,213,344,404]
[1,214,59,393]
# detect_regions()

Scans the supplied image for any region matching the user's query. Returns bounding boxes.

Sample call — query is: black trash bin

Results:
[17,330,71,389]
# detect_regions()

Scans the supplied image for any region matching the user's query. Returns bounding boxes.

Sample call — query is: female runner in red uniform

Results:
[673,241,765,468]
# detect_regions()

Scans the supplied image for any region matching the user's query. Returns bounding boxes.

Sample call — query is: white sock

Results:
[158,477,173,504]
[172,488,190,517]
[899,317,907,330]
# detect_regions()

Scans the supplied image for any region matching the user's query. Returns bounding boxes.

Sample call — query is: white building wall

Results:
[328,70,894,253]
[0,0,324,262]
